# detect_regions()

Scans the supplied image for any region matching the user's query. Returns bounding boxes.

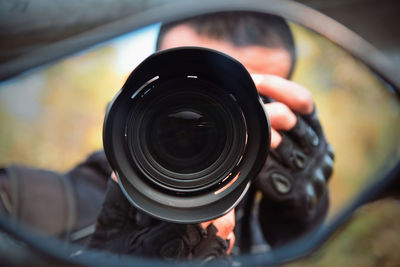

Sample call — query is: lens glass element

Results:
[127,77,246,191]
[148,98,228,174]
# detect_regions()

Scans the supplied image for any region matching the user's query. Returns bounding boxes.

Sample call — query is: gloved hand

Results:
[254,108,334,246]
[88,179,231,263]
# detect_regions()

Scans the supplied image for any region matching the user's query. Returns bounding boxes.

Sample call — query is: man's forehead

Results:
[159,24,292,78]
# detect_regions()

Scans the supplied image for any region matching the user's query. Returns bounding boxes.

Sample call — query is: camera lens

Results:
[103,47,270,223]
[127,79,246,191]
[147,94,227,174]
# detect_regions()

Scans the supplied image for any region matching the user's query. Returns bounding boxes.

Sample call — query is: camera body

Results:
[103,47,270,223]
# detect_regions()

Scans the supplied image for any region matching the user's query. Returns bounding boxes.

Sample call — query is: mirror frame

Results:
[1,0,399,95]
[0,0,399,266]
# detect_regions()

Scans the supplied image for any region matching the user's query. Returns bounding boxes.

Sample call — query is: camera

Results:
[103,47,270,223]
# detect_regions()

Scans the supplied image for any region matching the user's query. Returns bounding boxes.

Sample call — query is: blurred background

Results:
[1,1,400,266]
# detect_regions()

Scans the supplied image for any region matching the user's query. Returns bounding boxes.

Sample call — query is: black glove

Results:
[88,179,230,262]
[130,221,229,261]
[254,108,334,246]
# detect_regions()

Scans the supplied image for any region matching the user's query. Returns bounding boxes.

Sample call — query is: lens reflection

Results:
[155,110,212,159]
[147,100,228,175]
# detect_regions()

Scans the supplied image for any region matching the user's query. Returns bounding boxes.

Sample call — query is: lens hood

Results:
[103,47,270,223]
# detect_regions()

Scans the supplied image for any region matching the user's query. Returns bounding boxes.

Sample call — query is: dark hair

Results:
[156,11,296,78]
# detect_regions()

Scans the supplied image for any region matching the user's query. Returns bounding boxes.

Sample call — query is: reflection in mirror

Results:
[0,11,399,265]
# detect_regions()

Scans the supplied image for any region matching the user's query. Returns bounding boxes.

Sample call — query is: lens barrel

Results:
[103,47,270,223]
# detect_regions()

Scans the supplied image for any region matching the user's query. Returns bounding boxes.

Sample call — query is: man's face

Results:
[159,24,292,78]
